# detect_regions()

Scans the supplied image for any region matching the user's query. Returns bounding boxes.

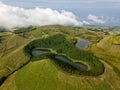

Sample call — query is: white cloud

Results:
[0,1,84,30]
[82,21,90,25]
[88,14,105,24]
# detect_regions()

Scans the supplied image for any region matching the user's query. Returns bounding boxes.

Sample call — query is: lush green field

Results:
[0,33,31,83]
[0,25,120,90]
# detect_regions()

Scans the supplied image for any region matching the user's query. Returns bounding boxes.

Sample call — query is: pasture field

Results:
[0,25,120,90]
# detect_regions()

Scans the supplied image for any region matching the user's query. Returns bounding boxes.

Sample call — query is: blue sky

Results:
[0,0,120,26]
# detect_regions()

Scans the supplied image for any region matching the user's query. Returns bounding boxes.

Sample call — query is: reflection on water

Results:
[55,55,88,70]
[32,50,50,56]
[32,50,88,71]
[76,39,91,49]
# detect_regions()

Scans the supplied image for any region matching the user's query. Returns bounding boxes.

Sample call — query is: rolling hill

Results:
[0,25,120,90]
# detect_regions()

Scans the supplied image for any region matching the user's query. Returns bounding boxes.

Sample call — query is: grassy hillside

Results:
[91,35,120,77]
[0,25,120,90]
[0,33,31,83]
[97,35,120,54]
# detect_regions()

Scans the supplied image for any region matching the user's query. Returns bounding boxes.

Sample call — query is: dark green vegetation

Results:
[14,26,37,34]
[25,34,104,76]
[0,25,120,90]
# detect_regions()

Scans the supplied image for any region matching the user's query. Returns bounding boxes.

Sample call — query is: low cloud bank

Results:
[0,2,107,30]
[88,14,105,24]
[0,2,84,30]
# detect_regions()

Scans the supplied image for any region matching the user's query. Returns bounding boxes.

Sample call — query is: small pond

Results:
[76,39,91,49]
[55,55,88,70]
[32,50,88,71]
[32,50,50,56]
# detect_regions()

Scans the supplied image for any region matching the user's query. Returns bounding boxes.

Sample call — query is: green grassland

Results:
[0,25,120,90]
[0,33,31,82]
[0,32,12,36]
